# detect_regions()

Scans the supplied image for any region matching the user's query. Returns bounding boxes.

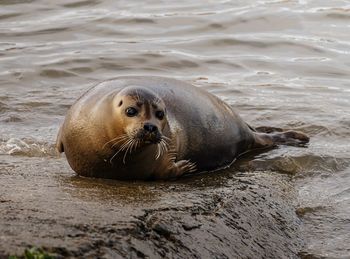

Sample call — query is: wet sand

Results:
[1,156,302,258]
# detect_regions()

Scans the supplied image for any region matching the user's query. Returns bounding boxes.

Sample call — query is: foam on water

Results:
[0,138,57,157]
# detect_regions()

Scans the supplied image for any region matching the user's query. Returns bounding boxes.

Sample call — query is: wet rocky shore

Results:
[1,156,302,258]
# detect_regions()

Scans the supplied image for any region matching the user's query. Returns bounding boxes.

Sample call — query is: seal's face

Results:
[117,95,166,144]
[109,87,169,161]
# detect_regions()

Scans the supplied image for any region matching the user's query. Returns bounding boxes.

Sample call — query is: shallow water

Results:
[0,0,350,258]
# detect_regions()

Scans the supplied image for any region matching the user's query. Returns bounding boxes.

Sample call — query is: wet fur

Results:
[57,76,309,180]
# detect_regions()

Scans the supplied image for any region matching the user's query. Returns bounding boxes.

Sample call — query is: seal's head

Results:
[109,86,169,161]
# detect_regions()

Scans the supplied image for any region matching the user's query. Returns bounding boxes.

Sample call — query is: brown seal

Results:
[56,76,309,180]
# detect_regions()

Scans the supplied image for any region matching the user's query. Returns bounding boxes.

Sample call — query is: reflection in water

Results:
[0,0,350,257]
[61,168,238,205]
[63,176,162,204]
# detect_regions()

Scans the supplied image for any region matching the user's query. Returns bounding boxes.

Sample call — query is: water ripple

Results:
[0,0,350,257]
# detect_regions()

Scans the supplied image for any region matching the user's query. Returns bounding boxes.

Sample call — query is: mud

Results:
[1,156,301,258]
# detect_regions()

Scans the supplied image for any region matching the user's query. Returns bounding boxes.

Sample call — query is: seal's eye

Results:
[125,107,138,117]
[155,110,164,120]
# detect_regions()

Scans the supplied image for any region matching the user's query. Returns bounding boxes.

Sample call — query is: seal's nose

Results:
[144,123,158,133]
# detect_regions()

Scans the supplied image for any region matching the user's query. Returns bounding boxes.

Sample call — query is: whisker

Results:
[132,139,139,152]
[159,142,164,159]
[154,98,162,105]
[136,90,141,102]
[161,136,171,146]
[109,151,119,164]
[109,138,132,164]
[154,139,168,160]
[159,143,163,159]
[162,135,171,141]
[103,134,128,149]
[129,139,137,154]
[160,140,167,157]
[111,136,129,148]
[123,139,134,164]
[155,144,161,160]
[160,144,164,158]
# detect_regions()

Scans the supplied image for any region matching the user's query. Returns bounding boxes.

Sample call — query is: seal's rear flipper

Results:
[254,126,284,133]
[253,130,309,148]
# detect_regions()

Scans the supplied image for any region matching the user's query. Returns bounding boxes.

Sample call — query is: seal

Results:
[56,76,309,180]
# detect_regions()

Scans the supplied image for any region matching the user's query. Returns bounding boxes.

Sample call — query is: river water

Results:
[0,0,349,258]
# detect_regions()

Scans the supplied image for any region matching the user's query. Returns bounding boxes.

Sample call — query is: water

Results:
[1,0,350,258]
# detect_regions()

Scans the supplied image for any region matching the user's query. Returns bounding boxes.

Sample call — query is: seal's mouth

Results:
[137,130,162,145]
[106,128,167,164]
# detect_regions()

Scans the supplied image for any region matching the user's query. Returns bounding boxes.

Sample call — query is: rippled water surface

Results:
[1,0,350,258]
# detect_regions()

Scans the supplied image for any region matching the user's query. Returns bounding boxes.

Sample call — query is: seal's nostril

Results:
[144,123,158,133]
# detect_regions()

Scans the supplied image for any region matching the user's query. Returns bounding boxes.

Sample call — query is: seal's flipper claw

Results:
[176,160,197,174]
[159,160,197,179]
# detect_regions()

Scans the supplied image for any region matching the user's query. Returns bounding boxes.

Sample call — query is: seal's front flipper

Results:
[156,159,197,179]
[254,130,309,148]
[174,160,197,175]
